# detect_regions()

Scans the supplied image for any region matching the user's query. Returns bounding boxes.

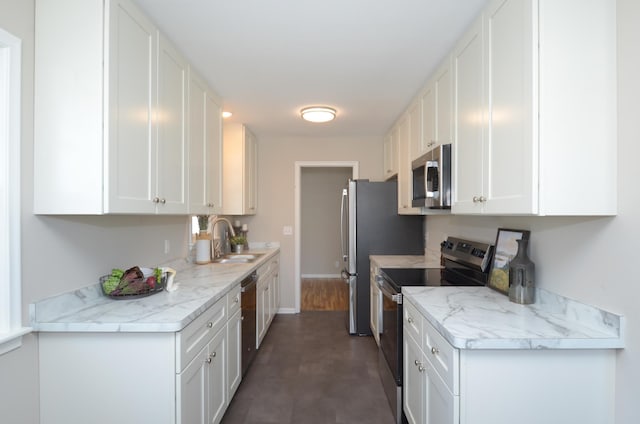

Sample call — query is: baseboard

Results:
[301,274,341,279]
[277,308,297,314]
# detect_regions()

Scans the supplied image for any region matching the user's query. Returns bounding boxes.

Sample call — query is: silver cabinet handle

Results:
[153,197,160,203]
[160,198,166,204]
[234,296,239,303]
[414,359,420,366]
[211,352,216,358]
[418,364,426,372]
[207,322,213,328]
[205,357,212,364]
[407,317,414,324]
[431,346,439,355]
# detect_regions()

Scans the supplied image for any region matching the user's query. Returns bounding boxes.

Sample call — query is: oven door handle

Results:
[377,279,402,305]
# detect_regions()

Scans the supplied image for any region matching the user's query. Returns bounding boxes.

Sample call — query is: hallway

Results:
[221,311,394,424]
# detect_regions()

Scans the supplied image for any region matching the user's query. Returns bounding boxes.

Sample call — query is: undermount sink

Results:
[212,253,264,264]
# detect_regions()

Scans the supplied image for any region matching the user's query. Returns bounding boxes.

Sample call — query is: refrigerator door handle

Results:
[340,188,348,262]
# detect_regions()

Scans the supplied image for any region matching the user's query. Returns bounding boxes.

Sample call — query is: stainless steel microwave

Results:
[411,143,451,209]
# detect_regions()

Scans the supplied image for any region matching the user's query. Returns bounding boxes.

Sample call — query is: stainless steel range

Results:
[376,237,494,424]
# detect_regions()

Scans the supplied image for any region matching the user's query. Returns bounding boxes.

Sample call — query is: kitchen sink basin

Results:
[212,253,264,264]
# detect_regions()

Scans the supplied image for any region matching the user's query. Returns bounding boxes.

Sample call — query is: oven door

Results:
[378,278,402,383]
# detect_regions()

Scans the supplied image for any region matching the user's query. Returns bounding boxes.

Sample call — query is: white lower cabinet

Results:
[256,254,280,348]
[178,327,226,424]
[369,263,381,346]
[403,297,616,424]
[39,288,242,424]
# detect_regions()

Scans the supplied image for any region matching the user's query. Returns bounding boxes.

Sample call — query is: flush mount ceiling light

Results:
[222,111,233,119]
[300,106,336,123]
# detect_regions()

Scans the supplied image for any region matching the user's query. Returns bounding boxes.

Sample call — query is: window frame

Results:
[0,26,30,356]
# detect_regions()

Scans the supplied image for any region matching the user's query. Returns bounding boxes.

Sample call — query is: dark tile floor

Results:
[221,311,395,424]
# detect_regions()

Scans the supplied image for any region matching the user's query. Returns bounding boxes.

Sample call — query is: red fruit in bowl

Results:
[146,276,156,289]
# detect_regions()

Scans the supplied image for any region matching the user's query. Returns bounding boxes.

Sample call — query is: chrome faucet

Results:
[209,217,236,258]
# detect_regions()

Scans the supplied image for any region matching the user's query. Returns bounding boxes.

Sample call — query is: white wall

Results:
[425,1,639,422]
[243,136,383,310]
[0,1,190,422]
[301,167,352,276]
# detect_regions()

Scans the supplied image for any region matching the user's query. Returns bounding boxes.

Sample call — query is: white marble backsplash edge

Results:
[533,287,624,339]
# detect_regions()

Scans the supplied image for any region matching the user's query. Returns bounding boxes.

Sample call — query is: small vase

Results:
[195,232,211,264]
[508,238,535,304]
[233,244,243,254]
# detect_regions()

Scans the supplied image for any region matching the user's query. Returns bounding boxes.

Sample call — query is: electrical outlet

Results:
[164,240,170,254]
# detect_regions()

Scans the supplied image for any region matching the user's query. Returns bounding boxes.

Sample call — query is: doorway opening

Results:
[294,161,359,313]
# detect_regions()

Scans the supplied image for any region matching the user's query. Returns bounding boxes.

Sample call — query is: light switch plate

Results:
[283,226,293,236]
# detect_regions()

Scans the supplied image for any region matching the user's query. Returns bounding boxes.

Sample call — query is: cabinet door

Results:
[177,348,209,424]
[256,277,268,348]
[452,16,485,214]
[369,274,380,346]
[188,70,223,215]
[398,114,420,215]
[421,84,436,156]
[106,0,157,213]
[205,89,224,215]
[208,329,227,424]
[435,58,452,148]
[156,34,188,214]
[483,0,536,214]
[245,131,258,215]
[227,309,242,403]
[425,365,459,424]
[383,128,399,180]
[403,331,425,424]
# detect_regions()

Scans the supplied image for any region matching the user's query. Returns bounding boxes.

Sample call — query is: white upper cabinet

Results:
[417,56,452,162]
[223,123,258,215]
[34,0,197,215]
[155,34,188,214]
[398,112,421,215]
[453,0,617,215]
[383,128,399,180]
[451,16,486,214]
[188,69,223,215]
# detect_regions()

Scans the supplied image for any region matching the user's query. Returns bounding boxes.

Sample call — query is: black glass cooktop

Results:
[379,267,485,291]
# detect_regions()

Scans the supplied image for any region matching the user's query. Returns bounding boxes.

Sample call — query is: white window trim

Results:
[0,26,31,356]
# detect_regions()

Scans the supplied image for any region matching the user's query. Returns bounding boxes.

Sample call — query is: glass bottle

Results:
[508,238,535,304]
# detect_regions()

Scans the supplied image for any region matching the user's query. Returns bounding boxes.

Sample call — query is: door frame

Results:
[294,161,359,313]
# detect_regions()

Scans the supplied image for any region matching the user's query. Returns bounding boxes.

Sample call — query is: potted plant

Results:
[197,215,209,235]
[230,235,247,253]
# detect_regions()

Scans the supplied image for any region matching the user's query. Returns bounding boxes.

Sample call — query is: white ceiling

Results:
[132,0,488,139]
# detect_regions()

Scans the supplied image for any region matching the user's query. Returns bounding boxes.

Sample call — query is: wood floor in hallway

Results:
[301,278,348,311]
[221,311,394,424]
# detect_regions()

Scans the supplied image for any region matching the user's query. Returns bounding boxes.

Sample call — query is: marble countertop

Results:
[30,246,280,333]
[371,249,441,269]
[403,286,624,350]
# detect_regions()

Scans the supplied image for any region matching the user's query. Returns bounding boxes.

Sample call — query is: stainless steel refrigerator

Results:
[340,180,424,335]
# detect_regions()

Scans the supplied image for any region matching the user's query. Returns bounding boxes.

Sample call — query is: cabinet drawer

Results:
[227,284,241,317]
[403,298,423,345]
[176,298,227,372]
[423,320,459,394]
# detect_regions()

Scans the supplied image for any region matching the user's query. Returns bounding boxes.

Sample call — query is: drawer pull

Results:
[205,357,212,364]
[431,346,439,355]
[211,352,216,358]
[414,359,420,366]
[234,296,239,303]
[418,364,426,372]
[407,317,414,324]
[207,322,213,328]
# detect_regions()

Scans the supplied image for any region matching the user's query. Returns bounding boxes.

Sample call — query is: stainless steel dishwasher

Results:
[241,271,258,375]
